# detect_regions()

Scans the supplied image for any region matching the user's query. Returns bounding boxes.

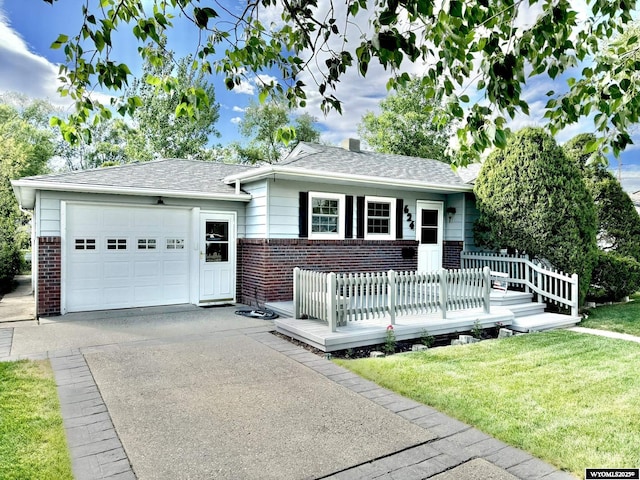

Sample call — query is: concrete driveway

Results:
[2,305,574,480]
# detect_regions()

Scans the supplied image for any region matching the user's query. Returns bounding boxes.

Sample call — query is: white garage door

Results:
[64,204,191,312]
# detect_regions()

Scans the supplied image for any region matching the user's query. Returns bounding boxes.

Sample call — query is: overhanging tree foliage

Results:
[473,127,597,303]
[43,0,637,164]
[128,43,220,159]
[358,77,451,161]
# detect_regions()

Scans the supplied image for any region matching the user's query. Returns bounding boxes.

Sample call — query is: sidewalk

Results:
[0,275,36,323]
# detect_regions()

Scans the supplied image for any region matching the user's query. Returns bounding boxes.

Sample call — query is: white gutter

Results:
[12,179,252,209]
[223,166,473,193]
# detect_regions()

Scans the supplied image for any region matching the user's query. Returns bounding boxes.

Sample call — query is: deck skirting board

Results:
[275,307,514,352]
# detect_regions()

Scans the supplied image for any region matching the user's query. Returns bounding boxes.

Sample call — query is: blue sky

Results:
[1,0,640,192]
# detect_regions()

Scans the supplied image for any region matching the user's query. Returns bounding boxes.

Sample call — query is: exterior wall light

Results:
[446,207,456,222]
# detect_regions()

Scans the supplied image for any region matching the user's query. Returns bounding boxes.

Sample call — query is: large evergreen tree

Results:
[564,133,640,300]
[474,127,597,303]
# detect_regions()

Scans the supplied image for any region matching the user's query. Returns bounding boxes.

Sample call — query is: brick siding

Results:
[237,239,419,306]
[443,240,464,269]
[38,236,61,316]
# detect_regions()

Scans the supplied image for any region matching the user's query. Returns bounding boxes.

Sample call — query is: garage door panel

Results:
[67,290,104,310]
[103,287,133,306]
[67,262,101,281]
[65,204,191,312]
[134,260,161,278]
[104,261,132,279]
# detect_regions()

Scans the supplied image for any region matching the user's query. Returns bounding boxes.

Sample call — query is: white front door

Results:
[199,213,236,304]
[416,201,443,272]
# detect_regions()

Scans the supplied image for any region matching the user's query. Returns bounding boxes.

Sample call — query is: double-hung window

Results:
[309,192,345,239]
[365,196,396,240]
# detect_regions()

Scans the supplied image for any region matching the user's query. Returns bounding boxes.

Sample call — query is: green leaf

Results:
[50,34,68,49]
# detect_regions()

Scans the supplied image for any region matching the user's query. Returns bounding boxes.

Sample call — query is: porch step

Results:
[510,312,580,333]
[264,301,293,318]
[490,291,533,306]
[506,302,546,318]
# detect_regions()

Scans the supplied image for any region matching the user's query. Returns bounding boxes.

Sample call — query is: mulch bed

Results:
[272,327,504,359]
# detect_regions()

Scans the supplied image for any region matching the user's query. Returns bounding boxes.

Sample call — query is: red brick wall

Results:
[237,239,419,305]
[443,240,464,269]
[37,237,61,316]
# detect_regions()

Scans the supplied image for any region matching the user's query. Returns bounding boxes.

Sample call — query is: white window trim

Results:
[308,191,345,239]
[364,196,396,240]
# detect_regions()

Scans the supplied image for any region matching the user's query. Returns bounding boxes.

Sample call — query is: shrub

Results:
[588,251,640,302]
[473,128,597,304]
[0,241,22,294]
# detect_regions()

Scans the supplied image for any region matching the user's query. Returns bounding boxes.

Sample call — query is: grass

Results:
[581,292,640,337]
[335,330,640,477]
[0,360,73,480]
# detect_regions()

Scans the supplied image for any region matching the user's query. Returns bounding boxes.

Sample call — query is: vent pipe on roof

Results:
[341,138,360,152]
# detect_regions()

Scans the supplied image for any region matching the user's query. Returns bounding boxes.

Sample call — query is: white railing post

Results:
[327,272,337,332]
[571,273,579,318]
[388,270,396,325]
[439,269,448,319]
[293,267,301,319]
[483,266,491,314]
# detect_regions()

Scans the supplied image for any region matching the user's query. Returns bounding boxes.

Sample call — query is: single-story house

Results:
[12,139,482,316]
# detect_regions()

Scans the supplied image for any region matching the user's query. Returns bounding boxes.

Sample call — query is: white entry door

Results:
[199,213,236,304]
[416,201,443,272]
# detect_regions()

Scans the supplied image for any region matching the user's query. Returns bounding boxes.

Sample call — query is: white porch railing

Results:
[460,251,579,317]
[293,267,491,332]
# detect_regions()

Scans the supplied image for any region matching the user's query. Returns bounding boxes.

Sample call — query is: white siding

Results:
[243,181,268,238]
[443,193,465,241]
[464,192,481,251]
[266,179,447,240]
[36,190,246,238]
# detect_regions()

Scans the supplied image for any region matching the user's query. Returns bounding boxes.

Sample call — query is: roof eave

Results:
[11,180,251,209]
[224,166,473,193]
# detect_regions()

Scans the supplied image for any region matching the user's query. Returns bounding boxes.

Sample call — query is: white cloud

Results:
[255,74,277,87]
[232,106,245,112]
[0,10,67,106]
[230,116,242,125]
[233,79,255,95]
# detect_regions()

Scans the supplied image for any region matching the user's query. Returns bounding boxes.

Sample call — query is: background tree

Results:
[0,101,53,291]
[45,0,637,163]
[358,77,451,161]
[238,100,320,163]
[473,127,597,303]
[129,43,220,159]
[564,133,640,301]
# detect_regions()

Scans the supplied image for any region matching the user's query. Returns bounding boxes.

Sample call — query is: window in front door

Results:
[420,210,438,244]
[205,221,229,262]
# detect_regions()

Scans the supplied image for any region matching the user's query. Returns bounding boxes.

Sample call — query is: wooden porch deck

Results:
[270,303,515,352]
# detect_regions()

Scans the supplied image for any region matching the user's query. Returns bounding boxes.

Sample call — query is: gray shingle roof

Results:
[278,142,468,187]
[22,158,256,195]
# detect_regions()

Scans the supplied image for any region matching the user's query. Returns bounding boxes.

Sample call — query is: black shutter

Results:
[396,199,404,239]
[299,192,309,238]
[356,196,365,239]
[345,196,354,239]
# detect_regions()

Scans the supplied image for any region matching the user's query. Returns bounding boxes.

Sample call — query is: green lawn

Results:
[335,330,640,477]
[0,360,73,480]
[581,293,640,336]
